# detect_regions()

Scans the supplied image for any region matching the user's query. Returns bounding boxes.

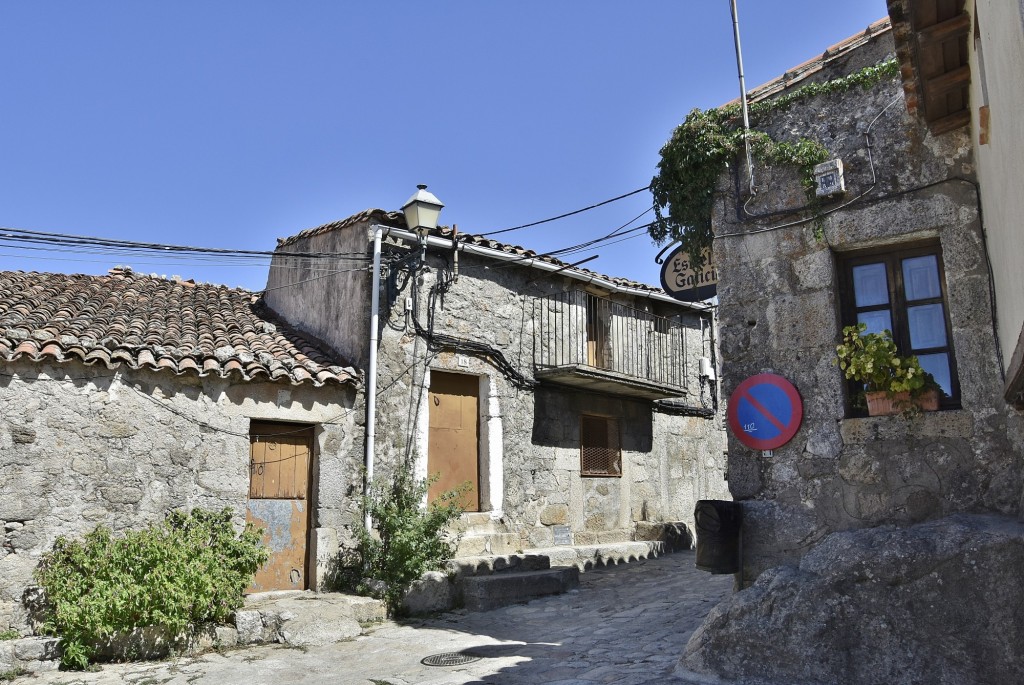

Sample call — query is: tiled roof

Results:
[0,268,358,387]
[277,209,666,295]
[726,17,893,106]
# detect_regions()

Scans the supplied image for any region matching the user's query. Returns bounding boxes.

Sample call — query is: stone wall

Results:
[372,243,728,550]
[0,360,361,632]
[264,213,375,370]
[712,30,1024,583]
[269,218,729,553]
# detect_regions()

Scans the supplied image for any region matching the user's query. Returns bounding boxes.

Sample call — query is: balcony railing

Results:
[533,290,688,398]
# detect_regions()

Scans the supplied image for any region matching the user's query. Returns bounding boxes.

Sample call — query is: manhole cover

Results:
[421,652,482,667]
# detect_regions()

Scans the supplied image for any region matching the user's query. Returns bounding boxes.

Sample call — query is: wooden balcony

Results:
[533,291,689,400]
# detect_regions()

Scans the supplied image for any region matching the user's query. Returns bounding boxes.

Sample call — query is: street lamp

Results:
[401,184,444,264]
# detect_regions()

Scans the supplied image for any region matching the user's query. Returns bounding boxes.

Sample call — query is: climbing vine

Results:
[650,58,900,267]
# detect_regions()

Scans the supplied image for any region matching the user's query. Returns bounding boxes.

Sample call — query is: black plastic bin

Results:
[694,499,742,574]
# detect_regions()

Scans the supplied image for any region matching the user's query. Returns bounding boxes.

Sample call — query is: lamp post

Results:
[401,184,444,265]
[365,185,443,530]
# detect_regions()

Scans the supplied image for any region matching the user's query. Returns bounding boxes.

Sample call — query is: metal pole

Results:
[364,225,384,531]
[730,0,755,195]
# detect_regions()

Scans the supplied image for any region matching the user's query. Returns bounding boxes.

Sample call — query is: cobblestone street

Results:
[15,551,736,685]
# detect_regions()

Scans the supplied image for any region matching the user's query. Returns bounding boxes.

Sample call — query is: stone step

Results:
[454,511,509,534]
[454,531,523,557]
[531,541,666,571]
[447,552,550,578]
[236,591,386,646]
[0,636,61,676]
[403,540,676,615]
[460,567,580,612]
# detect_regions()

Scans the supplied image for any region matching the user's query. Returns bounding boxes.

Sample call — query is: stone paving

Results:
[12,551,736,685]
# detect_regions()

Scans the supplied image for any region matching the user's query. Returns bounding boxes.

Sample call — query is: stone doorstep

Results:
[460,567,581,612]
[454,531,523,557]
[234,592,387,646]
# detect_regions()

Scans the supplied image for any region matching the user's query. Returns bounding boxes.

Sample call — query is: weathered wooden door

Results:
[586,296,609,368]
[246,422,313,592]
[428,372,479,511]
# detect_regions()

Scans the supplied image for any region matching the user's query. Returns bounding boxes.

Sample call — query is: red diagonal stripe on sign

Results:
[739,389,787,432]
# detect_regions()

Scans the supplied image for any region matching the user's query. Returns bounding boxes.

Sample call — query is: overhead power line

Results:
[479,186,651,237]
[0,225,371,262]
[482,209,656,272]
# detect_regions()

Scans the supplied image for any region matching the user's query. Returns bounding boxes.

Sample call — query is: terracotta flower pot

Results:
[865,388,940,416]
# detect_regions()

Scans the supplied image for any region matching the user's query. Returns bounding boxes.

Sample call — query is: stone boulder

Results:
[680,514,1024,685]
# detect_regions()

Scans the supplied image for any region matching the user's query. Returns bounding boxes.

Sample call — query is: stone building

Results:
[0,209,729,632]
[265,209,728,555]
[709,18,1024,581]
[679,12,1024,685]
[0,268,362,631]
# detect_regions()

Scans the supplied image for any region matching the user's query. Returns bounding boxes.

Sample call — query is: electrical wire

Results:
[552,207,654,255]
[0,225,371,261]
[0,247,363,273]
[478,186,650,237]
[478,208,656,273]
[260,265,372,292]
[726,93,903,234]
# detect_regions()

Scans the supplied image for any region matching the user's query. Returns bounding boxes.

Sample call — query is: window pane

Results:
[857,310,892,336]
[918,353,952,397]
[853,263,889,307]
[903,255,941,301]
[908,303,947,349]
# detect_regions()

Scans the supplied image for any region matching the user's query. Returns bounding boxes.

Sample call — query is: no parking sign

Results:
[727,373,803,451]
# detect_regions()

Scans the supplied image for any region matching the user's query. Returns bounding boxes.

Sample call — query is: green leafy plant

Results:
[33,508,268,669]
[834,323,939,396]
[340,469,467,616]
[0,629,19,641]
[650,58,900,267]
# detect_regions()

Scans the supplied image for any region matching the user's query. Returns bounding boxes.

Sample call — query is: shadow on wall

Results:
[531,387,653,452]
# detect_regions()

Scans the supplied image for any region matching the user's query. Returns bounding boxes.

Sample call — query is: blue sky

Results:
[0,1,888,291]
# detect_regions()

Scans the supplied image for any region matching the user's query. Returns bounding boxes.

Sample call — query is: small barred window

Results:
[580,415,621,477]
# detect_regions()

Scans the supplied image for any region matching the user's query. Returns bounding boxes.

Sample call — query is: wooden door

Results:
[246,422,313,592]
[428,372,479,511]
[586,298,608,368]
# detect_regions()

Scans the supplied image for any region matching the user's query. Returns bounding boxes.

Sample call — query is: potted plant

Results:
[834,323,942,416]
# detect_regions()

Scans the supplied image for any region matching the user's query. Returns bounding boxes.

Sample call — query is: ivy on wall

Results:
[649,58,900,267]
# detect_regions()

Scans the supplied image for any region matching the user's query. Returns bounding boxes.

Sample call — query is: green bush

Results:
[343,470,467,615]
[33,508,268,669]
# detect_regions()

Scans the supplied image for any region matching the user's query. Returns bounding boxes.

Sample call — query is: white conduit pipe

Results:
[365,225,384,531]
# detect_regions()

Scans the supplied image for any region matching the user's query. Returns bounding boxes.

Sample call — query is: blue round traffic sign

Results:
[727,373,803,451]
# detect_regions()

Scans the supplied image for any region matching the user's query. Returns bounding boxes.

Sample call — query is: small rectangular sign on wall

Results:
[552,525,572,546]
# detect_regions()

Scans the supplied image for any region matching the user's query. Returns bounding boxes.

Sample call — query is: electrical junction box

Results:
[814,159,845,198]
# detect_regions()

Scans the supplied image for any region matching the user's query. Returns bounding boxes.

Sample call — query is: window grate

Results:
[580,415,621,477]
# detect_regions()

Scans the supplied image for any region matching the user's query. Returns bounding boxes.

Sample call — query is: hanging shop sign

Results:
[659,245,717,302]
[727,373,803,451]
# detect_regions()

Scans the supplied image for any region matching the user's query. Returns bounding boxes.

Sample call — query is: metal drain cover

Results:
[421,652,482,667]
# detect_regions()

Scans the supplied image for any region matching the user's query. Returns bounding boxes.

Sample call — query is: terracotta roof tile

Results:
[276,209,667,295]
[725,18,893,107]
[0,269,358,388]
